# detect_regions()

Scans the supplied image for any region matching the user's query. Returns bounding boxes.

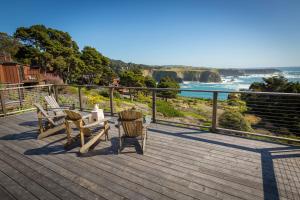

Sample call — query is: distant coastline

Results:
[179,67,300,100]
[218,68,281,76]
[112,59,299,84]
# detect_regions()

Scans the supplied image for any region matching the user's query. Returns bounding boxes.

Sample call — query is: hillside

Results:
[110,59,283,83]
[110,60,221,83]
[143,68,221,83]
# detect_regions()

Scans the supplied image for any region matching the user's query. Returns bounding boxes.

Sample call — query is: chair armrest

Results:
[40,113,65,120]
[118,118,143,122]
[50,113,66,118]
[83,121,100,129]
[47,107,69,111]
[60,103,73,107]
[83,117,110,129]
[143,124,150,129]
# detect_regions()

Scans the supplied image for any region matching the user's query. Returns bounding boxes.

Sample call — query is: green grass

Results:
[181,111,207,121]
[156,100,184,117]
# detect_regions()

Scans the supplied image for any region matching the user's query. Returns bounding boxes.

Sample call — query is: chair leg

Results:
[79,129,105,154]
[142,136,146,153]
[104,124,110,141]
[38,124,65,139]
[118,122,121,153]
[141,129,147,154]
[146,129,148,139]
[80,130,85,147]
[105,131,109,141]
[65,120,72,146]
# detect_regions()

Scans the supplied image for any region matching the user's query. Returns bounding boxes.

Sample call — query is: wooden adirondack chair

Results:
[34,103,66,139]
[118,109,148,154]
[64,110,110,154]
[45,95,73,116]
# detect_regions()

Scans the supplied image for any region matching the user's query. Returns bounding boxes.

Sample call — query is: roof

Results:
[0,61,20,65]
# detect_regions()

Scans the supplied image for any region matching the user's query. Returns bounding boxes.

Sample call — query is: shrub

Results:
[87,95,104,105]
[156,100,184,117]
[99,89,121,98]
[98,89,110,97]
[157,77,180,100]
[136,92,151,103]
[58,95,76,106]
[219,110,252,132]
[114,91,121,98]
[63,86,78,95]
[44,74,64,85]
[227,99,247,113]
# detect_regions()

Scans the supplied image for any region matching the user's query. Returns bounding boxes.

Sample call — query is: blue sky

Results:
[1,0,300,68]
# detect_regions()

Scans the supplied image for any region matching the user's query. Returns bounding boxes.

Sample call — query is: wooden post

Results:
[78,86,83,111]
[152,90,156,123]
[54,85,59,102]
[211,91,218,132]
[47,85,52,96]
[17,87,23,108]
[109,87,114,116]
[0,90,7,116]
[129,89,133,102]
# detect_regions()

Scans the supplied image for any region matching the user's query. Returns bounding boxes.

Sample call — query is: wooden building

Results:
[0,62,42,85]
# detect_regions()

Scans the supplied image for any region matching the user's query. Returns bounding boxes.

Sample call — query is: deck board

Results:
[0,111,300,200]
[0,185,16,200]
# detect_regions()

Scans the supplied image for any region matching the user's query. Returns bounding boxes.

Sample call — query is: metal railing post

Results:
[109,87,114,116]
[152,90,156,123]
[78,86,83,111]
[0,90,7,116]
[211,91,218,132]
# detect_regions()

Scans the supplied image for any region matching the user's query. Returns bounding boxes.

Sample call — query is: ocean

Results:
[179,67,300,100]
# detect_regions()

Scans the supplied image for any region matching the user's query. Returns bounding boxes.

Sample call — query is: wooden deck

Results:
[0,112,300,200]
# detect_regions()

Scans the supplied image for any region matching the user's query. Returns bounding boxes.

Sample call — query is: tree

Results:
[0,32,21,61]
[250,75,300,93]
[14,25,81,82]
[157,77,180,100]
[144,76,156,88]
[109,59,147,75]
[119,70,145,87]
[80,46,113,85]
[250,75,289,92]
[119,70,145,100]
[243,75,300,136]
[64,55,85,83]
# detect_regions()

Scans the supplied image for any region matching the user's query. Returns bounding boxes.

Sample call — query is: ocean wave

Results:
[180,85,190,89]
[182,81,191,84]
[281,72,300,79]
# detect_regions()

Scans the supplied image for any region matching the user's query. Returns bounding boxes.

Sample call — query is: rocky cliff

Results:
[144,69,221,83]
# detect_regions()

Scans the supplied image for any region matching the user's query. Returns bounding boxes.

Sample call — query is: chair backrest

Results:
[45,95,60,108]
[34,103,55,125]
[45,95,65,116]
[118,109,143,137]
[64,110,82,121]
[64,110,87,132]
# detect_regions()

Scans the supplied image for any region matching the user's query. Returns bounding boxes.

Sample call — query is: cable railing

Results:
[1,84,300,143]
[0,84,52,115]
